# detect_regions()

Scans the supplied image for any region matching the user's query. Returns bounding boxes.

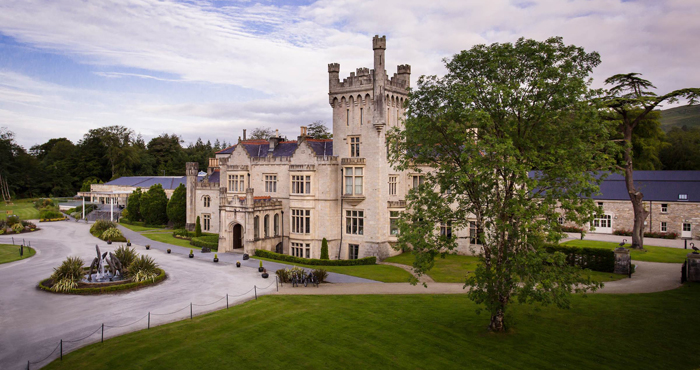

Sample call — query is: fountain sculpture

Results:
[86,245,125,282]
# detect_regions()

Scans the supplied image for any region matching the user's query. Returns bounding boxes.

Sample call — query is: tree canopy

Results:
[140,184,168,226]
[388,37,617,332]
[166,184,187,228]
[307,121,332,139]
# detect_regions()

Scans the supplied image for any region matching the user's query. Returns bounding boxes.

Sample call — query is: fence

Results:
[25,278,279,369]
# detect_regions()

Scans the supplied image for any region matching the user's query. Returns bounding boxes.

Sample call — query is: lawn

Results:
[141,232,196,249]
[256,256,413,283]
[45,284,700,370]
[119,223,167,232]
[563,239,689,263]
[0,198,41,220]
[0,243,35,264]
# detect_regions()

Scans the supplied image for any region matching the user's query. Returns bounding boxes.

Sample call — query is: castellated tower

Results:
[328,35,411,259]
[185,162,199,231]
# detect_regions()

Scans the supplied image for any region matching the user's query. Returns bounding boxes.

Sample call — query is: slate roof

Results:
[207,171,220,183]
[104,176,191,190]
[215,139,333,157]
[593,171,700,202]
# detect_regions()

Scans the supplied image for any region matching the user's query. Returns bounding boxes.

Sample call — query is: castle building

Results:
[185,36,481,259]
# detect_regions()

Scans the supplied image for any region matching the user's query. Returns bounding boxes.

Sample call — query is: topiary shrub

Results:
[190,235,218,250]
[50,256,84,292]
[320,238,329,259]
[129,255,159,282]
[195,216,202,237]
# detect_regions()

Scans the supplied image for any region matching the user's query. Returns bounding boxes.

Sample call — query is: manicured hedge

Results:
[613,229,679,239]
[542,243,614,273]
[190,235,218,250]
[40,217,68,222]
[255,249,376,266]
[38,268,166,295]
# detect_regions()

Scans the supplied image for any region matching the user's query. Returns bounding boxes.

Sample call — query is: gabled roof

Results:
[104,176,191,190]
[593,171,700,202]
[306,139,334,156]
[216,139,334,157]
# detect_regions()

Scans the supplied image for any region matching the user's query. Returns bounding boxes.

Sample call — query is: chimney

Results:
[297,126,308,143]
[269,129,283,154]
[243,129,247,141]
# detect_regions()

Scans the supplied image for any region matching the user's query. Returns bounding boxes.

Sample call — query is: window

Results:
[597,202,604,207]
[349,244,359,260]
[389,175,397,196]
[661,222,667,232]
[349,136,360,157]
[264,215,269,238]
[203,214,211,231]
[558,216,564,225]
[228,174,245,192]
[469,221,479,244]
[274,213,279,236]
[679,194,688,200]
[346,109,349,126]
[265,175,277,193]
[412,175,425,188]
[387,108,390,125]
[203,196,210,207]
[661,204,668,213]
[291,242,311,258]
[291,175,311,194]
[440,220,452,238]
[390,211,400,235]
[291,209,311,234]
[346,210,364,235]
[591,214,611,229]
[360,108,363,125]
[683,223,691,232]
[254,216,260,239]
[344,167,363,195]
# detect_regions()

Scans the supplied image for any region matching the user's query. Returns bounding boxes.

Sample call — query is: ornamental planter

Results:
[236,261,241,268]
[145,245,150,250]
[189,254,194,258]
[189,249,194,258]
[127,241,131,246]
[167,249,171,254]
[214,254,219,263]
[107,240,112,245]
[243,253,249,260]
[262,272,269,279]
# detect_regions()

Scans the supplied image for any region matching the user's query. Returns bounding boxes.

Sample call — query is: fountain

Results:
[84,245,126,283]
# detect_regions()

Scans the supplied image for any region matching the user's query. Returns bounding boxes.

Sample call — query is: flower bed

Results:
[39,217,68,222]
[38,268,166,295]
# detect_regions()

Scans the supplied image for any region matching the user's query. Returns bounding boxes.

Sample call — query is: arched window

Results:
[254,216,260,240]
[203,195,210,207]
[274,213,279,236]
[264,215,270,238]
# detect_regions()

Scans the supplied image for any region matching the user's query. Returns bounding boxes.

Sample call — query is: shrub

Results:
[190,235,218,250]
[195,216,202,237]
[276,266,307,283]
[542,243,615,273]
[129,255,159,282]
[91,220,117,235]
[126,188,143,222]
[167,184,186,228]
[614,229,679,239]
[6,214,19,226]
[39,269,166,295]
[311,268,328,283]
[320,238,329,260]
[50,256,84,292]
[140,184,168,225]
[21,220,36,228]
[561,225,585,233]
[12,223,24,234]
[173,229,192,239]
[0,219,5,229]
[114,245,137,271]
[255,249,376,266]
[0,229,4,235]
[101,227,124,241]
[40,209,64,219]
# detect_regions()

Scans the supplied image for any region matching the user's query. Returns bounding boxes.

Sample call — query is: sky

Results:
[0,0,698,149]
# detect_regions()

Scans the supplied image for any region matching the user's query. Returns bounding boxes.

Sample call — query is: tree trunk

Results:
[489,308,506,332]
[623,125,648,249]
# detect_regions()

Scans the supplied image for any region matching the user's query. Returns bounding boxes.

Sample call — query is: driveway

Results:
[0,221,278,369]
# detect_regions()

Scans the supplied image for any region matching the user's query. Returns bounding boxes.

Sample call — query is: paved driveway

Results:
[0,221,279,369]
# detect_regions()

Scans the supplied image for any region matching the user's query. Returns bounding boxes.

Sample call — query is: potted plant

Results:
[258,260,264,272]
[189,249,194,258]
[236,261,241,268]
[167,249,171,254]
[214,254,219,263]
[262,268,269,279]
[145,245,150,250]
[126,240,131,246]
[107,240,112,245]
[243,253,249,260]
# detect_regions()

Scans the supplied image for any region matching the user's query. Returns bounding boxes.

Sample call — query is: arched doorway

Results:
[233,224,243,249]
[275,242,283,254]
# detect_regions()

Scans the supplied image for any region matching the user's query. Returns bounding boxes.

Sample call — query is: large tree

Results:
[166,184,186,228]
[600,74,699,248]
[388,37,616,332]
[139,184,168,226]
[307,120,332,139]
[126,188,143,222]
[249,127,275,140]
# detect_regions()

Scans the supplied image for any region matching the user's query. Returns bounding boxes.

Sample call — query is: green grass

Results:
[0,243,35,264]
[141,232,196,249]
[256,256,413,283]
[563,239,689,263]
[0,198,41,220]
[46,284,700,370]
[119,223,167,232]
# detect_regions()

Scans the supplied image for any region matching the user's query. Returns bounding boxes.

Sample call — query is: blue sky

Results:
[0,0,698,148]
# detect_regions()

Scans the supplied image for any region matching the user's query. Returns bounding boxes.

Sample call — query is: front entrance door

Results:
[682,223,692,238]
[233,224,243,249]
[591,214,612,234]
[275,242,283,254]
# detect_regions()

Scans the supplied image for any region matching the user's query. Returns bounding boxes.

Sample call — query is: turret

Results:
[328,63,340,89]
[397,64,411,88]
[185,162,199,231]
[372,35,387,129]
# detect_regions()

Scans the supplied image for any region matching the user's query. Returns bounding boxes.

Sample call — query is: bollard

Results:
[226,294,229,309]
[60,339,63,361]
[20,245,23,256]
[254,285,257,300]
[685,239,688,249]
[101,323,104,343]
[27,360,30,370]
[276,276,279,292]
[12,237,14,245]
[148,312,151,329]
[190,303,193,320]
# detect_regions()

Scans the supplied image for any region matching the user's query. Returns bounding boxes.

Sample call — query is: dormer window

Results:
[679,194,688,201]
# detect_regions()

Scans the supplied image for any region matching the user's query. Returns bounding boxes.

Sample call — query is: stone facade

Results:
[186,36,481,259]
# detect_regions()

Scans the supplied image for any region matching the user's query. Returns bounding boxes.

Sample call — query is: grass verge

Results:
[0,198,41,220]
[141,232,202,250]
[563,239,689,263]
[256,256,412,283]
[45,284,700,370]
[120,223,167,233]
[0,244,35,264]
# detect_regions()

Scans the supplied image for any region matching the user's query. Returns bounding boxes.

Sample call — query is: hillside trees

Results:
[388,37,616,332]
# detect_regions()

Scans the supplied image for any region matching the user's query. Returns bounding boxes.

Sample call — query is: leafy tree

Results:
[166,184,187,228]
[84,125,137,179]
[320,238,329,259]
[249,127,275,140]
[195,216,202,237]
[80,177,103,192]
[140,184,168,225]
[126,188,143,222]
[388,37,615,332]
[307,121,332,139]
[147,134,187,176]
[599,73,700,248]
[660,126,700,170]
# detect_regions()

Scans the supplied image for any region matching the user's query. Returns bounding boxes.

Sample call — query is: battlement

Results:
[328,63,340,73]
[186,162,199,175]
[397,64,411,74]
[373,35,386,50]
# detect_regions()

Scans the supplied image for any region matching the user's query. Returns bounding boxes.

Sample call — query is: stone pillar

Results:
[687,253,700,282]
[185,162,199,231]
[614,247,631,275]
